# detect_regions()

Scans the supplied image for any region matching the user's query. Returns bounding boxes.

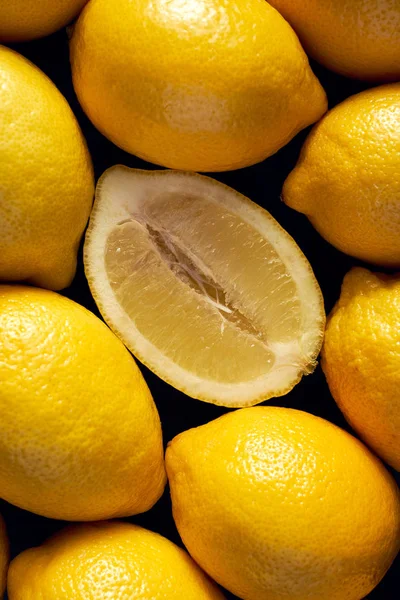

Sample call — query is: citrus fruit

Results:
[84,167,325,407]
[69,0,327,171]
[0,0,88,42]
[322,267,400,471]
[282,83,400,267]
[267,0,400,81]
[8,521,225,599]
[0,45,94,291]
[166,406,400,600]
[0,515,9,597]
[0,285,166,521]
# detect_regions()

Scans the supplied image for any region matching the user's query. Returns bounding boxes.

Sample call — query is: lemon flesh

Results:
[85,167,325,406]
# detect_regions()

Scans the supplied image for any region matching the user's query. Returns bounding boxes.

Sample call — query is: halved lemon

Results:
[84,167,325,407]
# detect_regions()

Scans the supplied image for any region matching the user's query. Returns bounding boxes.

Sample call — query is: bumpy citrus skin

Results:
[69,0,327,172]
[0,0,88,41]
[283,83,400,267]
[8,522,225,600]
[322,268,400,471]
[0,515,9,597]
[268,0,400,81]
[0,285,166,521]
[0,46,94,290]
[166,407,400,600]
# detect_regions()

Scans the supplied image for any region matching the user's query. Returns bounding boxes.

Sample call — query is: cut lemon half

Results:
[84,167,325,407]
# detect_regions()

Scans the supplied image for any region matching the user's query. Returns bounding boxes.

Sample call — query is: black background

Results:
[1,28,399,599]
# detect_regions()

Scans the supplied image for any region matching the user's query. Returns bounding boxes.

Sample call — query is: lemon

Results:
[84,167,325,407]
[283,83,400,267]
[322,267,400,471]
[268,0,400,81]
[0,285,166,521]
[0,46,94,291]
[8,521,225,599]
[69,0,327,171]
[0,0,88,41]
[166,406,400,600]
[0,515,9,597]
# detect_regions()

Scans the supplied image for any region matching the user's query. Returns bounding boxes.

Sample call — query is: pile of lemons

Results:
[0,1,399,599]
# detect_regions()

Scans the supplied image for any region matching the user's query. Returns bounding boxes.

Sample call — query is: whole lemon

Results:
[0,285,166,521]
[322,267,400,471]
[268,0,400,81]
[0,515,9,597]
[0,0,88,42]
[8,521,225,599]
[0,46,94,291]
[166,406,400,600]
[69,0,327,172]
[283,83,400,267]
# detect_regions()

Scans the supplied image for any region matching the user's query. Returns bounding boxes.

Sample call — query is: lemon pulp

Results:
[85,167,324,406]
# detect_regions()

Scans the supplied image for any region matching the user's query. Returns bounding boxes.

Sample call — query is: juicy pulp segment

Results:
[104,191,304,384]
